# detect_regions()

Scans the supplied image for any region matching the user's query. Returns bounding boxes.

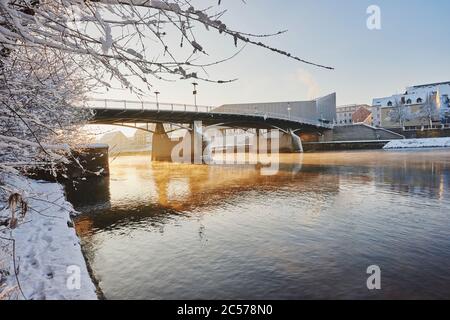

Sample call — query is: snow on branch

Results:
[0,46,93,176]
[1,0,333,93]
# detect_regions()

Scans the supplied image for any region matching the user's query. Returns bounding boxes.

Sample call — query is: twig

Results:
[0,234,27,300]
[27,196,71,213]
[27,206,64,219]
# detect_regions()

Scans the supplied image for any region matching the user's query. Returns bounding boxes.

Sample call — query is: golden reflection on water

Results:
[108,153,338,211]
[104,150,450,210]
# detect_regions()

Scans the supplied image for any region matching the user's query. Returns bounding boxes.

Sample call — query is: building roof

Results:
[352,106,372,123]
[337,104,371,111]
[409,81,450,89]
[373,82,450,107]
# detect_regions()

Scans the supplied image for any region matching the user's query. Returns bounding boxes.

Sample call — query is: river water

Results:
[68,150,450,299]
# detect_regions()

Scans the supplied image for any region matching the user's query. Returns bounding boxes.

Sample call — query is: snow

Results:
[77,143,109,149]
[373,82,450,117]
[0,174,97,300]
[384,137,450,149]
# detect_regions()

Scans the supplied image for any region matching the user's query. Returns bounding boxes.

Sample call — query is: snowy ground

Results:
[0,174,97,300]
[384,137,450,149]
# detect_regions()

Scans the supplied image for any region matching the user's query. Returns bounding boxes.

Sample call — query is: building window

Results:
[387,101,393,106]
[406,99,412,104]
[417,98,423,103]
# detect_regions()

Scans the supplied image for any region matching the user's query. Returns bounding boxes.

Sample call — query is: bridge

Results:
[86,98,336,161]
[87,99,333,130]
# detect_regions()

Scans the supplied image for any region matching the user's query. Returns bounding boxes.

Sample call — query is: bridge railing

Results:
[87,99,333,128]
[87,98,215,113]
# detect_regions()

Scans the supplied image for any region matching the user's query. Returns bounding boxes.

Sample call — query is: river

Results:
[67,150,450,299]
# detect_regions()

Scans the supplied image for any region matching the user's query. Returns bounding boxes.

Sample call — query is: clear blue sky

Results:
[100,0,450,107]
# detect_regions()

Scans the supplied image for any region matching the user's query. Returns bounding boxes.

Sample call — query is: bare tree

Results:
[418,93,439,127]
[0,46,93,175]
[388,99,413,129]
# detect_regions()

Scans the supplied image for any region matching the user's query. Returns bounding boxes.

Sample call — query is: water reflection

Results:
[66,177,111,212]
[73,155,342,235]
[71,150,450,299]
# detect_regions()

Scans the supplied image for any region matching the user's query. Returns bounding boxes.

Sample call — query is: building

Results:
[98,129,152,154]
[133,129,152,145]
[98,131,130,152]
[336,104,372,125]
[214,93,337,125]
[372,81,450,128]
[352,106,372,124]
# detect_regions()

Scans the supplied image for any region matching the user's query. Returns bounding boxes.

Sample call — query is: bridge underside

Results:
[90,109,329,132]
[90,108,330,162]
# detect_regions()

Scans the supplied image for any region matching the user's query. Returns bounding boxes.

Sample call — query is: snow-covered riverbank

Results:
[0,174,97,300]
[384,137,450,149]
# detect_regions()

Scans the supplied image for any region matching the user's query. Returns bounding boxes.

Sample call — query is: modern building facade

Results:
[372,81,450,127]
[214,93,337,125]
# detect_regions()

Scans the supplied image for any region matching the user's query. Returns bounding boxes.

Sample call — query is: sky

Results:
[91,0,450,135]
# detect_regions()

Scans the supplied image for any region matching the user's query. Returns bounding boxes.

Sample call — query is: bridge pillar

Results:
[153,122,211,163]
[256,129,260,154]
[187,121,211,164]
[152,123,180,161]
[253,129,301,153]
[279,129,303,153]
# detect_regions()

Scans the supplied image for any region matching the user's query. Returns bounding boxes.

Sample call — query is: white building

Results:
[372,81,450,127]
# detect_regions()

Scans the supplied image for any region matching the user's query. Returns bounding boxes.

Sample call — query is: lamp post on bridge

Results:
[154,91,160,110]
[192,82,198,109]
[287,102,291,120]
